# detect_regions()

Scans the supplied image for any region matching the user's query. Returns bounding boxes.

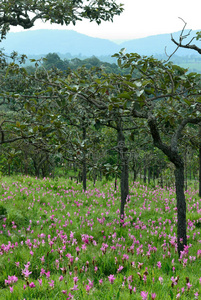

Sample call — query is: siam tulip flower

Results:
[194,292,199,299]
[87,279,94,288]
[99,279,103,285]
[59,275,64,281]
[108,274,115,284]
[85,284,91,293]
[45,271,51,278]
[22,269,32,278]
[61,290,67,294]
[157,261,162,269]
[9,286,14,293]
[151,293,156,299]
[158,276,163,284]
[187,282,192,291]
[29,282,36,288]
[48,280,54,288]
[67,292,74,299]
[141,291,148,300]
[94,266,98,272]
[117,265,124,273]
[71,284,78,291]
[128,284,132,294]
[38,279,42,286]
[73,277,78,284]
[40,256,45,263]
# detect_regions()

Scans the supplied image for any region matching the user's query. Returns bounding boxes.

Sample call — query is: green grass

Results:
[0,175,200,299]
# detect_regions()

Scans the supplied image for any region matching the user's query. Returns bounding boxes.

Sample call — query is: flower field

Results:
[0,176,201,299]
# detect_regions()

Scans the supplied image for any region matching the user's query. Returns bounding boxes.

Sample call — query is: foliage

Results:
[0,0,124,39]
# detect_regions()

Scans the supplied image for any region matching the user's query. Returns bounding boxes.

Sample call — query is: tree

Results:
[169,19,201,197]
[0,0,123,39]
[113,51,201,256]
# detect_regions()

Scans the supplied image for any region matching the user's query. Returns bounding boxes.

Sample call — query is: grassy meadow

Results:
[0,176,200,299]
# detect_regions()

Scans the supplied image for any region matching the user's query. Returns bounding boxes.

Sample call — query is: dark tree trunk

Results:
[148,167,151,185]
[148,117,188,256]
[117,126,129,221]
[174,164,187,255]
[143,166,147,183]
[120,156,129,219]
[184,148,188,191]
[199,126,201,197]
[82,125,87,191]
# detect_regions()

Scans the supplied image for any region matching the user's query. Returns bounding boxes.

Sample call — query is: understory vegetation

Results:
[0,176,200,299]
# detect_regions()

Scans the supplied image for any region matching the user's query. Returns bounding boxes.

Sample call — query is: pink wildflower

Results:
[108,274,115,284]
[29,282,35,288]
[141,291,148,300]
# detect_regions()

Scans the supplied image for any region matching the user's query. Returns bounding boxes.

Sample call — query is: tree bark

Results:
[117,126,129,220]
[82,125,87,191]
[148,116,187,256]
[174,164,187,255]
[199,125,201,197]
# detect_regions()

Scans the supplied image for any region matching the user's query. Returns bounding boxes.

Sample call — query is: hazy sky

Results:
[10,0,201,41]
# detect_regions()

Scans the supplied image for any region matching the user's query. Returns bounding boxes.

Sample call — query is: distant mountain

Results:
[0,29,119,56]
[0,29,201,58]
[120,31,201,57]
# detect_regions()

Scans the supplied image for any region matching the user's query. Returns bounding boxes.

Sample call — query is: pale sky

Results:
[10,0,201,41]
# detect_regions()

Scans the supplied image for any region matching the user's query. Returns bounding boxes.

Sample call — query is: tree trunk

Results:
[117,126,129,221]
[120,156,129,219]
[82,126,87,191]
[174,164,187,255]
[199,125,201,197]
[143,166,147,183]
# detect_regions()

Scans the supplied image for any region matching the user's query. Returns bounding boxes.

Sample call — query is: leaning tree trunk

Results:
[174,163,187,255]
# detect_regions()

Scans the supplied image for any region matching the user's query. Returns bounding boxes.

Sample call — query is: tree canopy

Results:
[0,0,124,39]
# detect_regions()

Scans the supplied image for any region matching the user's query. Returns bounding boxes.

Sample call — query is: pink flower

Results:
[187,282,192,291]
[38,279,42,286]
[59,275,64,281]
[73,276,78,284]
[99,279,103,285]
[9,286,14,293]
[48,280,54,288]
[117,265,124,273]
[45,271,51,278]
[141,291,148,300]
[157,261,161,269]
[22,269,32,278]
[158,276,163,284]
[151,293,156,300]
[71,284,78,291]
[85,283,92,294]
[108,274,115,284]
[29,282,35,288]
